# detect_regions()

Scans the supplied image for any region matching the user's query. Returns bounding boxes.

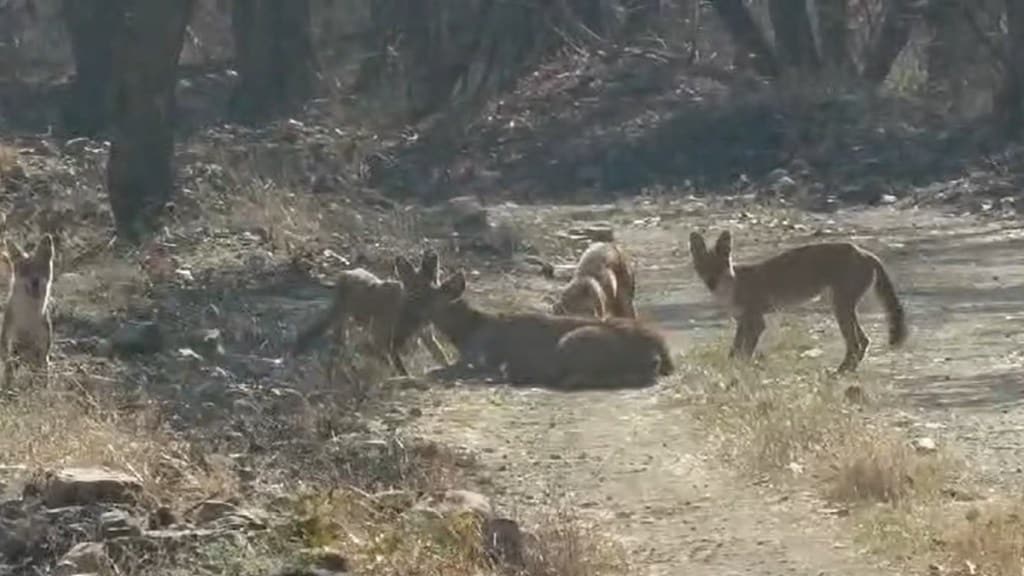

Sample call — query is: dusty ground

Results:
[385,196,1024,575]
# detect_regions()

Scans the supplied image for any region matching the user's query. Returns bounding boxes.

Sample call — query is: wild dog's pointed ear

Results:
[394,255,418,284]
[440,270,467,300]
[688,232,707,259]
[714,230,732,258]
[34,235,54,264]
[420,249,440,283]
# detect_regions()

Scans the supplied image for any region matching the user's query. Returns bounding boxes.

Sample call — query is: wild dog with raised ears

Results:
[688,230,907,373]
[421,268,673,389]
[1,234,55,389]
[529,241,637,319]
[292,250,450,376]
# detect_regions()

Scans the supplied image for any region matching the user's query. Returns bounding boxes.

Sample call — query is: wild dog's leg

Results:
[833,296,863,373]
[420,325,451,366]
[732,313,766,360]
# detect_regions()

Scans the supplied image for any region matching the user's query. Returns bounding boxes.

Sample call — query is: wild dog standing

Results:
[536,242,638,319]
[1,235,55,389]
[688,230,907,373]
[422,269,673,389]
[292,250,450,376]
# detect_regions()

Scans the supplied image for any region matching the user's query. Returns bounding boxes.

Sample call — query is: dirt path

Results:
[407,197,1024,574]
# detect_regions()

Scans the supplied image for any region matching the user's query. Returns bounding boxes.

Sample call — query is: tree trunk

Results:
[229,0,315,123]
[59,0,124,137]
[862,0,919,84]
[1001,0,1024,134]
[815,0,852,72]
[106,0,194,242]
[769,0,820,73]
[710,0,780,77]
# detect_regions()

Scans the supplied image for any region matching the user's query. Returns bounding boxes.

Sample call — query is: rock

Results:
[99,509,143,539]
[190,500,266,530]
[109,322,163,357]
[447,195,489,234]
[373,490,417,514]
[38,468,143,508]
[187,329,225,358]
[412,489,492,522]
[912,437,939,454]
[843,385,867,405]
[482,517,525,568]
[567,225,614,242]
[55,542,112,576]
[148,506,177,530]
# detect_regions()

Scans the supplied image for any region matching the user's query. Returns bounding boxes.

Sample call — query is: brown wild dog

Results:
[1,235,55,389]
[422,269,673,389]
[292,250,450,376]
[533,242,637,319]
[688,230,907,373]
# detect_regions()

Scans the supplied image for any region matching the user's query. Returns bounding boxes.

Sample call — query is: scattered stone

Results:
[190,500,266,531]
[843,385,867,405]
[567,224,614,242]
[373,490,417,514]
[412,489,492,522]
[912,437,938,454]
[187,328,225,358]
[109,322,163,357]
[38,467,143,508]
[55,542,112,576]
[99,509,143,539]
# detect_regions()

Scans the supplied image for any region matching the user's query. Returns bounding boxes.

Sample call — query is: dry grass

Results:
[668,320,977,572]
[0,384,237,504]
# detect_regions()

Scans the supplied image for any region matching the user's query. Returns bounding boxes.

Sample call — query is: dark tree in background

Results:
[1001,0,1024,133]
[816,0,852,72]
[709,0,779,77]
[59,0,124,137]
[106,0,194,242]
[862,0,921,84]
[229,0,315,123]
[769,0,819,73]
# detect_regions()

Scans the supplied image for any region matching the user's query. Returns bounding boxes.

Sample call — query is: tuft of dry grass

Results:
[825,431,948,505]
[0,384,238,504]
[944,501,1024,576]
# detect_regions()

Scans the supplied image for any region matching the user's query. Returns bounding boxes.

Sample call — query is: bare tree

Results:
[770,0,820,73]
[709,0,780,77]
[60,0,124,137]
[1001,0,1024,132]
[229,0,316,122]
[106,0,195,242]
[815,0,852,72]
[862,0,921,84]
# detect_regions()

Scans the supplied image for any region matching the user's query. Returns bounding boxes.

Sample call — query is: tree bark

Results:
[229,0,316,123]
[815,0,852,72]
[1000,0,1024,134]
[769,0,820,73]
[106,0,194,242]
[59,0,124,137]
[710,0,780,77]
[862,0,919,84]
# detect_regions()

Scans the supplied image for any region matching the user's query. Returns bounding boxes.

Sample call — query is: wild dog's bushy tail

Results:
[871,255,908,347]
[293,289,346,354]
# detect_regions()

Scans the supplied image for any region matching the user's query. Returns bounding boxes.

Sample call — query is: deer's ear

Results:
[714,230,732,258]
[394,255,417,284]
[440,270,467,300]
[420,249,440,283]
[688,231,707,259]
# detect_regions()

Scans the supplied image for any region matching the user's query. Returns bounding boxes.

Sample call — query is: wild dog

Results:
[689,230,907,373]
[292,250,450,376]
[422,269,673,388]
[534,242,638,319]
[1,235,55,389]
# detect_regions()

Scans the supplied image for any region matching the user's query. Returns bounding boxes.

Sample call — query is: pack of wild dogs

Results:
[0,228,909,392]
